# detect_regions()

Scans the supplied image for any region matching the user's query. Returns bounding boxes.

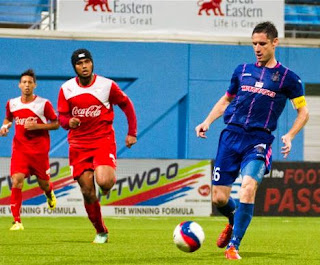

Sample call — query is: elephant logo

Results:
[84,0,112,12]
[198,0,224,16]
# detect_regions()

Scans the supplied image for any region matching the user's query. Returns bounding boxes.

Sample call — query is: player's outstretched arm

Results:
[281,106,309,159]
[195,94,233,138]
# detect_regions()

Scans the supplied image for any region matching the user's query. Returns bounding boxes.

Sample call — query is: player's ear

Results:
[272,37,279,48]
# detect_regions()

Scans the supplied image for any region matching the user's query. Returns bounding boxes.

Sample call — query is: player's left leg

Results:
[95,165,116,195]
[225,159,265,260]
[32,155,56,209]
[38,178,56,209]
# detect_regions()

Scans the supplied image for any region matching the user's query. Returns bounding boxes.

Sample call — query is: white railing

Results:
[0,0,55,30]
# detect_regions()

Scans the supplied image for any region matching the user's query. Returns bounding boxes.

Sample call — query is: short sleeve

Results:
[109,81,128,105]
[284,71,304,100]
[5,101,13,120]
[227,64,243,96]
[57,88,70,113]
[44,101,58,121]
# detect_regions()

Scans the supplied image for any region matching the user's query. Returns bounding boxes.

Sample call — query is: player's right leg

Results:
[10,173,25,231]
[212,185,234,248]
[212,129,241,249]
[77,170,108,243]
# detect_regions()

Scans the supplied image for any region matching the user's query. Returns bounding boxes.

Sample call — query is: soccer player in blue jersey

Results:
[195,21,309,260]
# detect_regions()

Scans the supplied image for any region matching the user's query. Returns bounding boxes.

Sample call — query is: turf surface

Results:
[0,216,319,265]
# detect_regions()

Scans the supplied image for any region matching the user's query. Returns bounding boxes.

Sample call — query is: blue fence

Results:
[0,38,319,161]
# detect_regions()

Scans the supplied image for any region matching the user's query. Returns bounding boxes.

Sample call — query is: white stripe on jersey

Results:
[61,75,112,109]
[9,96,49,124]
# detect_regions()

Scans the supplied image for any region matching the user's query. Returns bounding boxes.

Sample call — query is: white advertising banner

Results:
[0,158,212,216]
[57,0,284,38]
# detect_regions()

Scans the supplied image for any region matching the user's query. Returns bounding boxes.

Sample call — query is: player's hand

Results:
[24,120,38,130]
[125,135,137,148]
[281,134,293,159]
[69,117,81,129]
[1,122,12,136]
[195,122,210,138]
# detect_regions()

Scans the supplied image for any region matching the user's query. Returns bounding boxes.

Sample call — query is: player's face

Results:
[75,58,93,78]
[252,32,278,66]
[19,75,36,96]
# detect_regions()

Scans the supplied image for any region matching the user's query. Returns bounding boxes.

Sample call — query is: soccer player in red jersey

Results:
[57,49,137,243]
[1,69,59,231]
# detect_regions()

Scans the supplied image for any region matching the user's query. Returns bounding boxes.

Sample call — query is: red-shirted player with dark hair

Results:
[57,49,137,243]
[0,69,59,231]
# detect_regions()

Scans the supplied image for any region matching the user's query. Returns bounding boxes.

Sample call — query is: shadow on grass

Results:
[241,251,299,259]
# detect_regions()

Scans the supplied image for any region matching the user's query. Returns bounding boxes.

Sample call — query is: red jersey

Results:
[6,96,57,155]
[58,74,137,149]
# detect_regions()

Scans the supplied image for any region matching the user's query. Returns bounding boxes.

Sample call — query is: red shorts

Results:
[11,151,50,180]
[69,140,117,179]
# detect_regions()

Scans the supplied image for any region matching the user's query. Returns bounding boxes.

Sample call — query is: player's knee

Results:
[97,177,115,190]
[240,184,256,202]
[212,195,228,207]
[81,186,96,201]
[11,176,24,189]
[96,172,116,190]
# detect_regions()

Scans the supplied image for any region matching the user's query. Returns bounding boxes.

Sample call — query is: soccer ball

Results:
[173,221,205,252]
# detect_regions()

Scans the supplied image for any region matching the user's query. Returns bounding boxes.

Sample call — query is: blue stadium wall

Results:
[0,38,319,161]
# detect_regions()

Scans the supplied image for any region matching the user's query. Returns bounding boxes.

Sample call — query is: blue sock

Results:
[229,202,254,250]
[217,197,236,225]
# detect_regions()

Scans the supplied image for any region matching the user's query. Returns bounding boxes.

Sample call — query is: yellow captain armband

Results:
[291,96,307,109]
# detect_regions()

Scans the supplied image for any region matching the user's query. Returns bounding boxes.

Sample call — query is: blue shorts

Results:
[212,124,274,186]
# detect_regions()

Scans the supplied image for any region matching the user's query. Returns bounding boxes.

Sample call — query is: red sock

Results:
[10,188,22,223]
[45,182,53,197]
[84,200,108,234]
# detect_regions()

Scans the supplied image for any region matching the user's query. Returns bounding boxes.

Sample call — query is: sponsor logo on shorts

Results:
[254,143,266,158]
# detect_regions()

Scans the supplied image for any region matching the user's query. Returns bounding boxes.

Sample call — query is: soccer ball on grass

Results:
[173,221,205,252]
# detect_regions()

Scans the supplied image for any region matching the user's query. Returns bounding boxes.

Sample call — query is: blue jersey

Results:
[224,62,304,132]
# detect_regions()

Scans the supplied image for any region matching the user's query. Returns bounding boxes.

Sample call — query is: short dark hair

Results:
[20,69,36,83]
[252,21,278,40]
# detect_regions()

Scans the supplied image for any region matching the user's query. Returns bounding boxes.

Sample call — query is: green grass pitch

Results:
[0,216,319,265]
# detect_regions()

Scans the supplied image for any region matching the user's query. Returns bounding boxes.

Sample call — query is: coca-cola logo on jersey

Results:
[15,116,38,125]
[72,105,102,117]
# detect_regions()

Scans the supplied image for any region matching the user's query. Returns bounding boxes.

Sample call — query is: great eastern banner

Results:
[56,0,284,38]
